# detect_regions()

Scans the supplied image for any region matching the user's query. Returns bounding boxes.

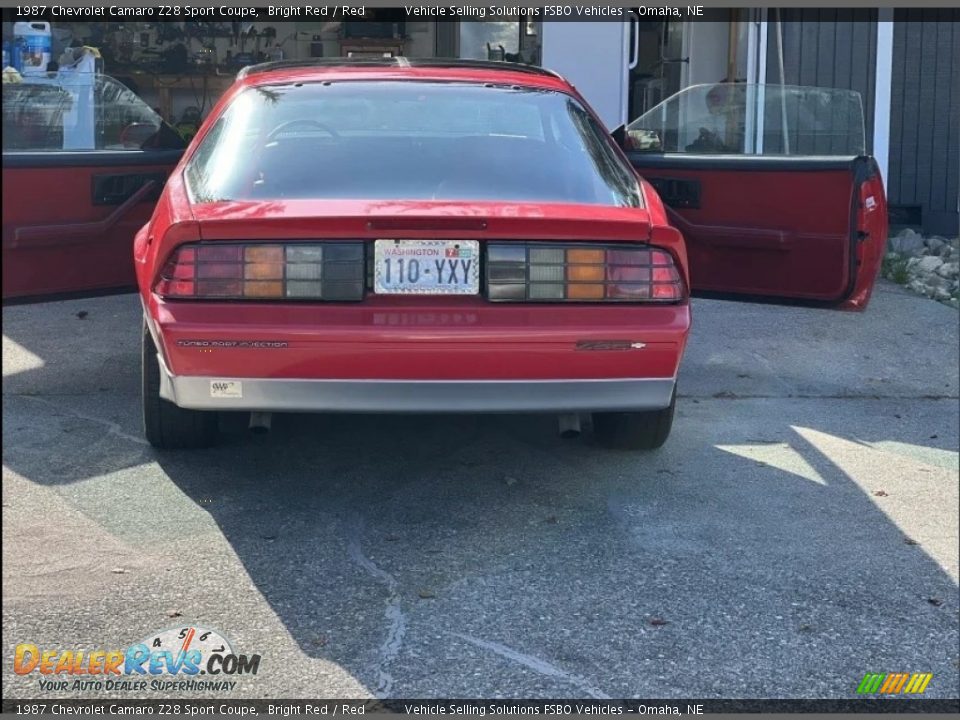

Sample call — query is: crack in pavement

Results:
[345,516,407,698]
[13,395,149,447]
[451,633,610,699]
[748,351,795,395]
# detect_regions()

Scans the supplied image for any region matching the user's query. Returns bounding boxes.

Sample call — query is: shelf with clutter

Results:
[3,20,341,129]
[1,17,539,135]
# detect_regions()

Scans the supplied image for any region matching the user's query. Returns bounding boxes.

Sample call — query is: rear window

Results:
[185,81,641,207]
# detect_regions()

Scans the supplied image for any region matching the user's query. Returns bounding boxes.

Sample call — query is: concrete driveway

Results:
[3,280,958,700]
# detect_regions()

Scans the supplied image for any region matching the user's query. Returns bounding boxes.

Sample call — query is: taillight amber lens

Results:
[154,243,364,301]
[486,243,685,302]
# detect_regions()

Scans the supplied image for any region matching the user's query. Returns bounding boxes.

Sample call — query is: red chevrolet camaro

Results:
[131,59,886,450]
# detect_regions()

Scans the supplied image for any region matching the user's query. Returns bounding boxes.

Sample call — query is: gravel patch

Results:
[885,229,959,309]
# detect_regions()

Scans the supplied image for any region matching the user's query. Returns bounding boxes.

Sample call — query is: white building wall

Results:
[682,22,731,86]
[873,10,894,184]
[540,21,629,130]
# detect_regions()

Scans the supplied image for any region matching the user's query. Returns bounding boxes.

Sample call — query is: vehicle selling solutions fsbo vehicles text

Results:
[403,6,621,18]
[402,6,699,18]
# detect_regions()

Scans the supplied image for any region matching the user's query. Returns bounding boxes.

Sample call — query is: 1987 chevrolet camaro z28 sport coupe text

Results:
[133,58,887,450]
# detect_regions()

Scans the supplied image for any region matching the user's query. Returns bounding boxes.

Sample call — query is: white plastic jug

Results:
[13,21,52,74]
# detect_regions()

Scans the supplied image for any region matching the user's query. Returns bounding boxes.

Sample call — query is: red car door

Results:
[2,74,184,301]
[621,83,887,310]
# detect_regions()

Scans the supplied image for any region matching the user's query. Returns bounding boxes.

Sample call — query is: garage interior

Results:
[2,18,545,131]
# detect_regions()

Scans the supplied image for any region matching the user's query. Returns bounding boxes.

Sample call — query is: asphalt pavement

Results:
[3,280,958,700]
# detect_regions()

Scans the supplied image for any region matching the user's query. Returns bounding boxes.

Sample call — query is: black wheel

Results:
[592,387,676,450]
[142,321,218,449]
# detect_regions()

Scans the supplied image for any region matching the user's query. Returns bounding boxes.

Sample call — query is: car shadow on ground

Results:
[151,407,960,698]
[3,293,959,699]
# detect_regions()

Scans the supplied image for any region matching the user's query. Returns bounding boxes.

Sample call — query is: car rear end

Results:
[137,62,692,449]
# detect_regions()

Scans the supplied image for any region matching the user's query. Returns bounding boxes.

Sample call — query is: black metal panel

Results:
[765,10,878,154]
[889,9,960,236]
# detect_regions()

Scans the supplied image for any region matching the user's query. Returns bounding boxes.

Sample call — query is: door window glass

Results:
[626,83,865,156]
[2,74,171,152]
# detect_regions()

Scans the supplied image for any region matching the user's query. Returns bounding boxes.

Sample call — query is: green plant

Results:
[882,255,911,285]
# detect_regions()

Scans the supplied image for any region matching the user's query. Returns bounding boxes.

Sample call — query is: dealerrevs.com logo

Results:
[14,626,261,693]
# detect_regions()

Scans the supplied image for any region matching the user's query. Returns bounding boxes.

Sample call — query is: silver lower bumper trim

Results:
[158,355,675,413]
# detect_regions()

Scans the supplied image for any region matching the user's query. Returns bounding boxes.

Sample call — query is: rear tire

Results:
[142,321,218,449]
[592,387,676,450]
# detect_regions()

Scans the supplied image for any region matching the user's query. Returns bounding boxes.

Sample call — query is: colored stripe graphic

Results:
[857,674,886,694]
[857,673,932,694]
[880,674,900,693]
[890,673,910,693]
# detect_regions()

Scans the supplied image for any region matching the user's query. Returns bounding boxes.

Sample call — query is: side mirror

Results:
[138,121,189,150]
[612,125,662,152]
[611,124,628,150]
[120,122,161,148]
[627,128,663,152]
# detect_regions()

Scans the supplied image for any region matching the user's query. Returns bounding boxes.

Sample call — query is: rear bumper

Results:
[157,353,676,413]
[148,296,689,412]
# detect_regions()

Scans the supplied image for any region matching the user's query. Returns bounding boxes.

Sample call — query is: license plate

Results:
[374,239,479,295]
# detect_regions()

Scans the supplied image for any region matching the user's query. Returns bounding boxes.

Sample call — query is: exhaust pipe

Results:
[249,412,273,435]
[558,413,581,439]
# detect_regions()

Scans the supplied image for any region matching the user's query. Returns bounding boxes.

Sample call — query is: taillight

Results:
[486,243,685,302]
[154,243,365,301]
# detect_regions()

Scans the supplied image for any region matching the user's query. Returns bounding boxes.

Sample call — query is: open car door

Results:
[2,72,185,302]
[621,84,887,310]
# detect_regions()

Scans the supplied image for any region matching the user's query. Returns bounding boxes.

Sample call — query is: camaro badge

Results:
[575,340,647,351]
